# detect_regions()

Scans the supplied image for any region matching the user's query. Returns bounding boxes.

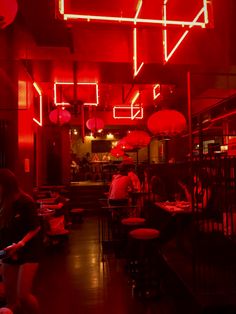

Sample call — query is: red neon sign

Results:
[54,82,99,106]
[33,82,43,127]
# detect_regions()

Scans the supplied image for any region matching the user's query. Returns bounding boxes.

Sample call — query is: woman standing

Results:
[0,169,41,314]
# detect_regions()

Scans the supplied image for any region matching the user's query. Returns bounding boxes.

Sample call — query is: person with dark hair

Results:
[108,165,133,206]
[0,169,41,314]
[178,168,212,210]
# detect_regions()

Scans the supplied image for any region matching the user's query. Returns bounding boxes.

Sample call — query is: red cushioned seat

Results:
[129,228,160,240]
[121,218,145,226]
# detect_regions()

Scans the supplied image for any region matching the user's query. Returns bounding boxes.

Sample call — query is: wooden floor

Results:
[35,216,198,314]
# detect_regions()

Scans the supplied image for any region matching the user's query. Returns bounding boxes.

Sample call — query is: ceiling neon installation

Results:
[58,0,211,68]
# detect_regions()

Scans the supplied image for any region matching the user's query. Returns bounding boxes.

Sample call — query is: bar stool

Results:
[70,208,85,224]
[117,218,146,258]
[128,228,161,298]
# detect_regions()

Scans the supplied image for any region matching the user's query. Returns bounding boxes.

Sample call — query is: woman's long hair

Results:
[0,168,21,227]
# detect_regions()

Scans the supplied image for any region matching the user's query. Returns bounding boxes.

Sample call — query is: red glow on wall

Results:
[33,82,43,127]
[54,82,99,106]
[58,0,209,28]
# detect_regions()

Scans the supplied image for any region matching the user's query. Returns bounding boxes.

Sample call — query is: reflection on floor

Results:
[35,216,195,314]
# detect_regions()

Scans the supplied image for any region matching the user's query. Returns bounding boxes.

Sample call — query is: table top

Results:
[36,198,57,204]
[155,201,191,214]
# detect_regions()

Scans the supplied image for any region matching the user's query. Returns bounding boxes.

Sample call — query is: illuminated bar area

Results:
[0,1,236,314]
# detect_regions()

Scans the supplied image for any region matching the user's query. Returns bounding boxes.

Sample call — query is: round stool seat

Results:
[0,308,13,314]
[129,228,160,240]
[121,217,145,226]
[71,208,85,214]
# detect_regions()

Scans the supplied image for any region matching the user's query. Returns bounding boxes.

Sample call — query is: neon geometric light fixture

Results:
[33,82,43,127]
[54,82,99,106]
[113,91,143,120]
[58,0,211,66]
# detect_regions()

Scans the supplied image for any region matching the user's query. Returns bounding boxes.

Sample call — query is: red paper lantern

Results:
[86,117,104,132]
[110,147,125,158]
[117,137,134,151]
[0,0,18,29]
[125,131,151,148]
[147,110,187,137]
[49,108,71,125]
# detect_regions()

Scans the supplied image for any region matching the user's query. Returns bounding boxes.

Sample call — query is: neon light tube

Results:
[131,91,140,105]
[133,28,144,77]
[134,0,142,22]
[113,106,143,119]
[164,7,205,62]
[54,82,99,106]
[59,0,65,14]
[62,13,206,28]
[153,84,161,100]
[203,0,209,25]
[162,1,168,63]
[33,82,43,127]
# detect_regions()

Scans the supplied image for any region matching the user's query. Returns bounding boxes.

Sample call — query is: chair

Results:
[128,228,161,298]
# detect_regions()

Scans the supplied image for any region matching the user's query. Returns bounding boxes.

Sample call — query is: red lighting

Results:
[33,82,43,127]
[54,82,99,106]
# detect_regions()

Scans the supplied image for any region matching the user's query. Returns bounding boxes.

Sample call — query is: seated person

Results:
[178,169,213,211]
[108,165,133,206]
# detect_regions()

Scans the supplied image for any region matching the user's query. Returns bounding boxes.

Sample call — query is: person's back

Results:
[128,170,141,192]
[109,174,132,200]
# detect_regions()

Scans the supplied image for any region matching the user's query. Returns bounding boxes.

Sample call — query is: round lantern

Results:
[125,130,151,148]
[110,147,124,158]
[147,110,187,137]
[117,137,134,151]
[86,117,104,132]
[0,0,18,29]
[49,108,71,126]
